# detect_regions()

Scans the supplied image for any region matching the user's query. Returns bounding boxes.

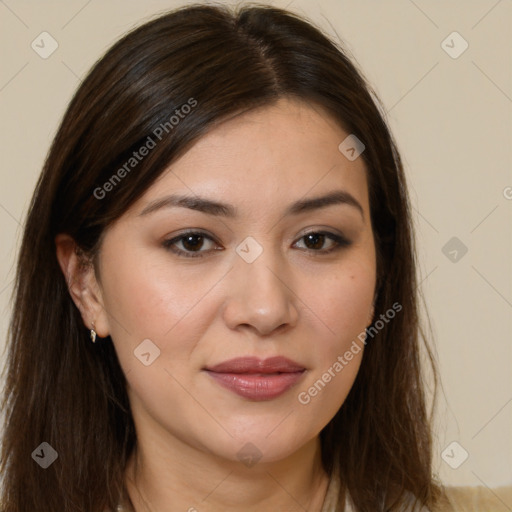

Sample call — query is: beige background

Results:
[0,0,511,489]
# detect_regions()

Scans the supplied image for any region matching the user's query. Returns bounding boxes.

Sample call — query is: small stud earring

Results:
[90,323,97,343]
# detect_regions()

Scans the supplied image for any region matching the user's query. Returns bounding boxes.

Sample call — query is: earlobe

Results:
[54,234,110,338]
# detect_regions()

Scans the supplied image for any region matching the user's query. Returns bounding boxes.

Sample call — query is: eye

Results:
[162,231,221,258]
[293,231,351,254]
[163,230,351,259]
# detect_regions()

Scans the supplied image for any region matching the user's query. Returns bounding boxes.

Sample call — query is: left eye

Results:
[293,232,350,253]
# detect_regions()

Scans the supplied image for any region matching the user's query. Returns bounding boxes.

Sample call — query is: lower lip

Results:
[205,371,305,400]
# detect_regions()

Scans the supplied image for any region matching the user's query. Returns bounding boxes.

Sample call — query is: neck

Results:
[124,432,330,512]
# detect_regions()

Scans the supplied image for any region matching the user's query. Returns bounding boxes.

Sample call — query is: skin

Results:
[56,97,377,512]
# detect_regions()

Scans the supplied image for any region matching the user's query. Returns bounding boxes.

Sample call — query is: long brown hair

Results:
[1,4,444,511]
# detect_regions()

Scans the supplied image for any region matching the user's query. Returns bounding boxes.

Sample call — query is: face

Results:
[90,98,376,465]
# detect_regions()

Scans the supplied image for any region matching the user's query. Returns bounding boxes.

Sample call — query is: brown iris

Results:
[181,234,205,251]
[303,233,326,250]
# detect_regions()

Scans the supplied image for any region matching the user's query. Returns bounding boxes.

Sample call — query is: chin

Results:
[205,427,318,467]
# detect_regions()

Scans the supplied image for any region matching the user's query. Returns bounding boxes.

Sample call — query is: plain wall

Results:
[0,0,511,488]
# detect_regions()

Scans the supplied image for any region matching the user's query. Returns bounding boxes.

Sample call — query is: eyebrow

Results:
[138,190,364,220]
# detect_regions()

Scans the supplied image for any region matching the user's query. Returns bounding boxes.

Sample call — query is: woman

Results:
[0,3,493,511]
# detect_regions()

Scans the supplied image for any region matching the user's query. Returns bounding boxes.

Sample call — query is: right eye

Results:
[162,231,222,258]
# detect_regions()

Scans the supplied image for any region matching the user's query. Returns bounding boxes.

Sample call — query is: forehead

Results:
[130,97,370,218]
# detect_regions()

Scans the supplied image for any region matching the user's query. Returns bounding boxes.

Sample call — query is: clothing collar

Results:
[116,472,349,511]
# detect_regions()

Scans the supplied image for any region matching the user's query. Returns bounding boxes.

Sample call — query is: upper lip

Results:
[204,356,305,374]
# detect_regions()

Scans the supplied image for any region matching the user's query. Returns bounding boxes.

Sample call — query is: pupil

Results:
[305,233,324,250]
[183,235,203,251]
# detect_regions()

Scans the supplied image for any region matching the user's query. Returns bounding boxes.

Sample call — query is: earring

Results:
[90,323,97,343]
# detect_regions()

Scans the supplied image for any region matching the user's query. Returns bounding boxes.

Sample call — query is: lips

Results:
[206,356,305,374]
[204,356,306,401]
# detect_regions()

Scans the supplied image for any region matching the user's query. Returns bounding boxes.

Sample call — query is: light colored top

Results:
[317,474,429,511]
[114,478,512,511]
[115,476,343,511]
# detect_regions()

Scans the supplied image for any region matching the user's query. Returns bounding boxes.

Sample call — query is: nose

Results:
[221,246,299,337]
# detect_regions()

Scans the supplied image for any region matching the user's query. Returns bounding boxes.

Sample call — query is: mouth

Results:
[203,356,306,401]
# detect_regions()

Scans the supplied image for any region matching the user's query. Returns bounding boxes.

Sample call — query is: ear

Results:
[55,233,110,338]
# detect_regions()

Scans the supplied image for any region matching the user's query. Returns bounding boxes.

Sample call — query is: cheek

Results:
[100,250,218,338]
[293,267,372,429]
[297,256,375,401]
[97,258,212,388]
[310,263,375,343]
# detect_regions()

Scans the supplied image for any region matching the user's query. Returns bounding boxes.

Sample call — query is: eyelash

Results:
[162,230,352,259]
